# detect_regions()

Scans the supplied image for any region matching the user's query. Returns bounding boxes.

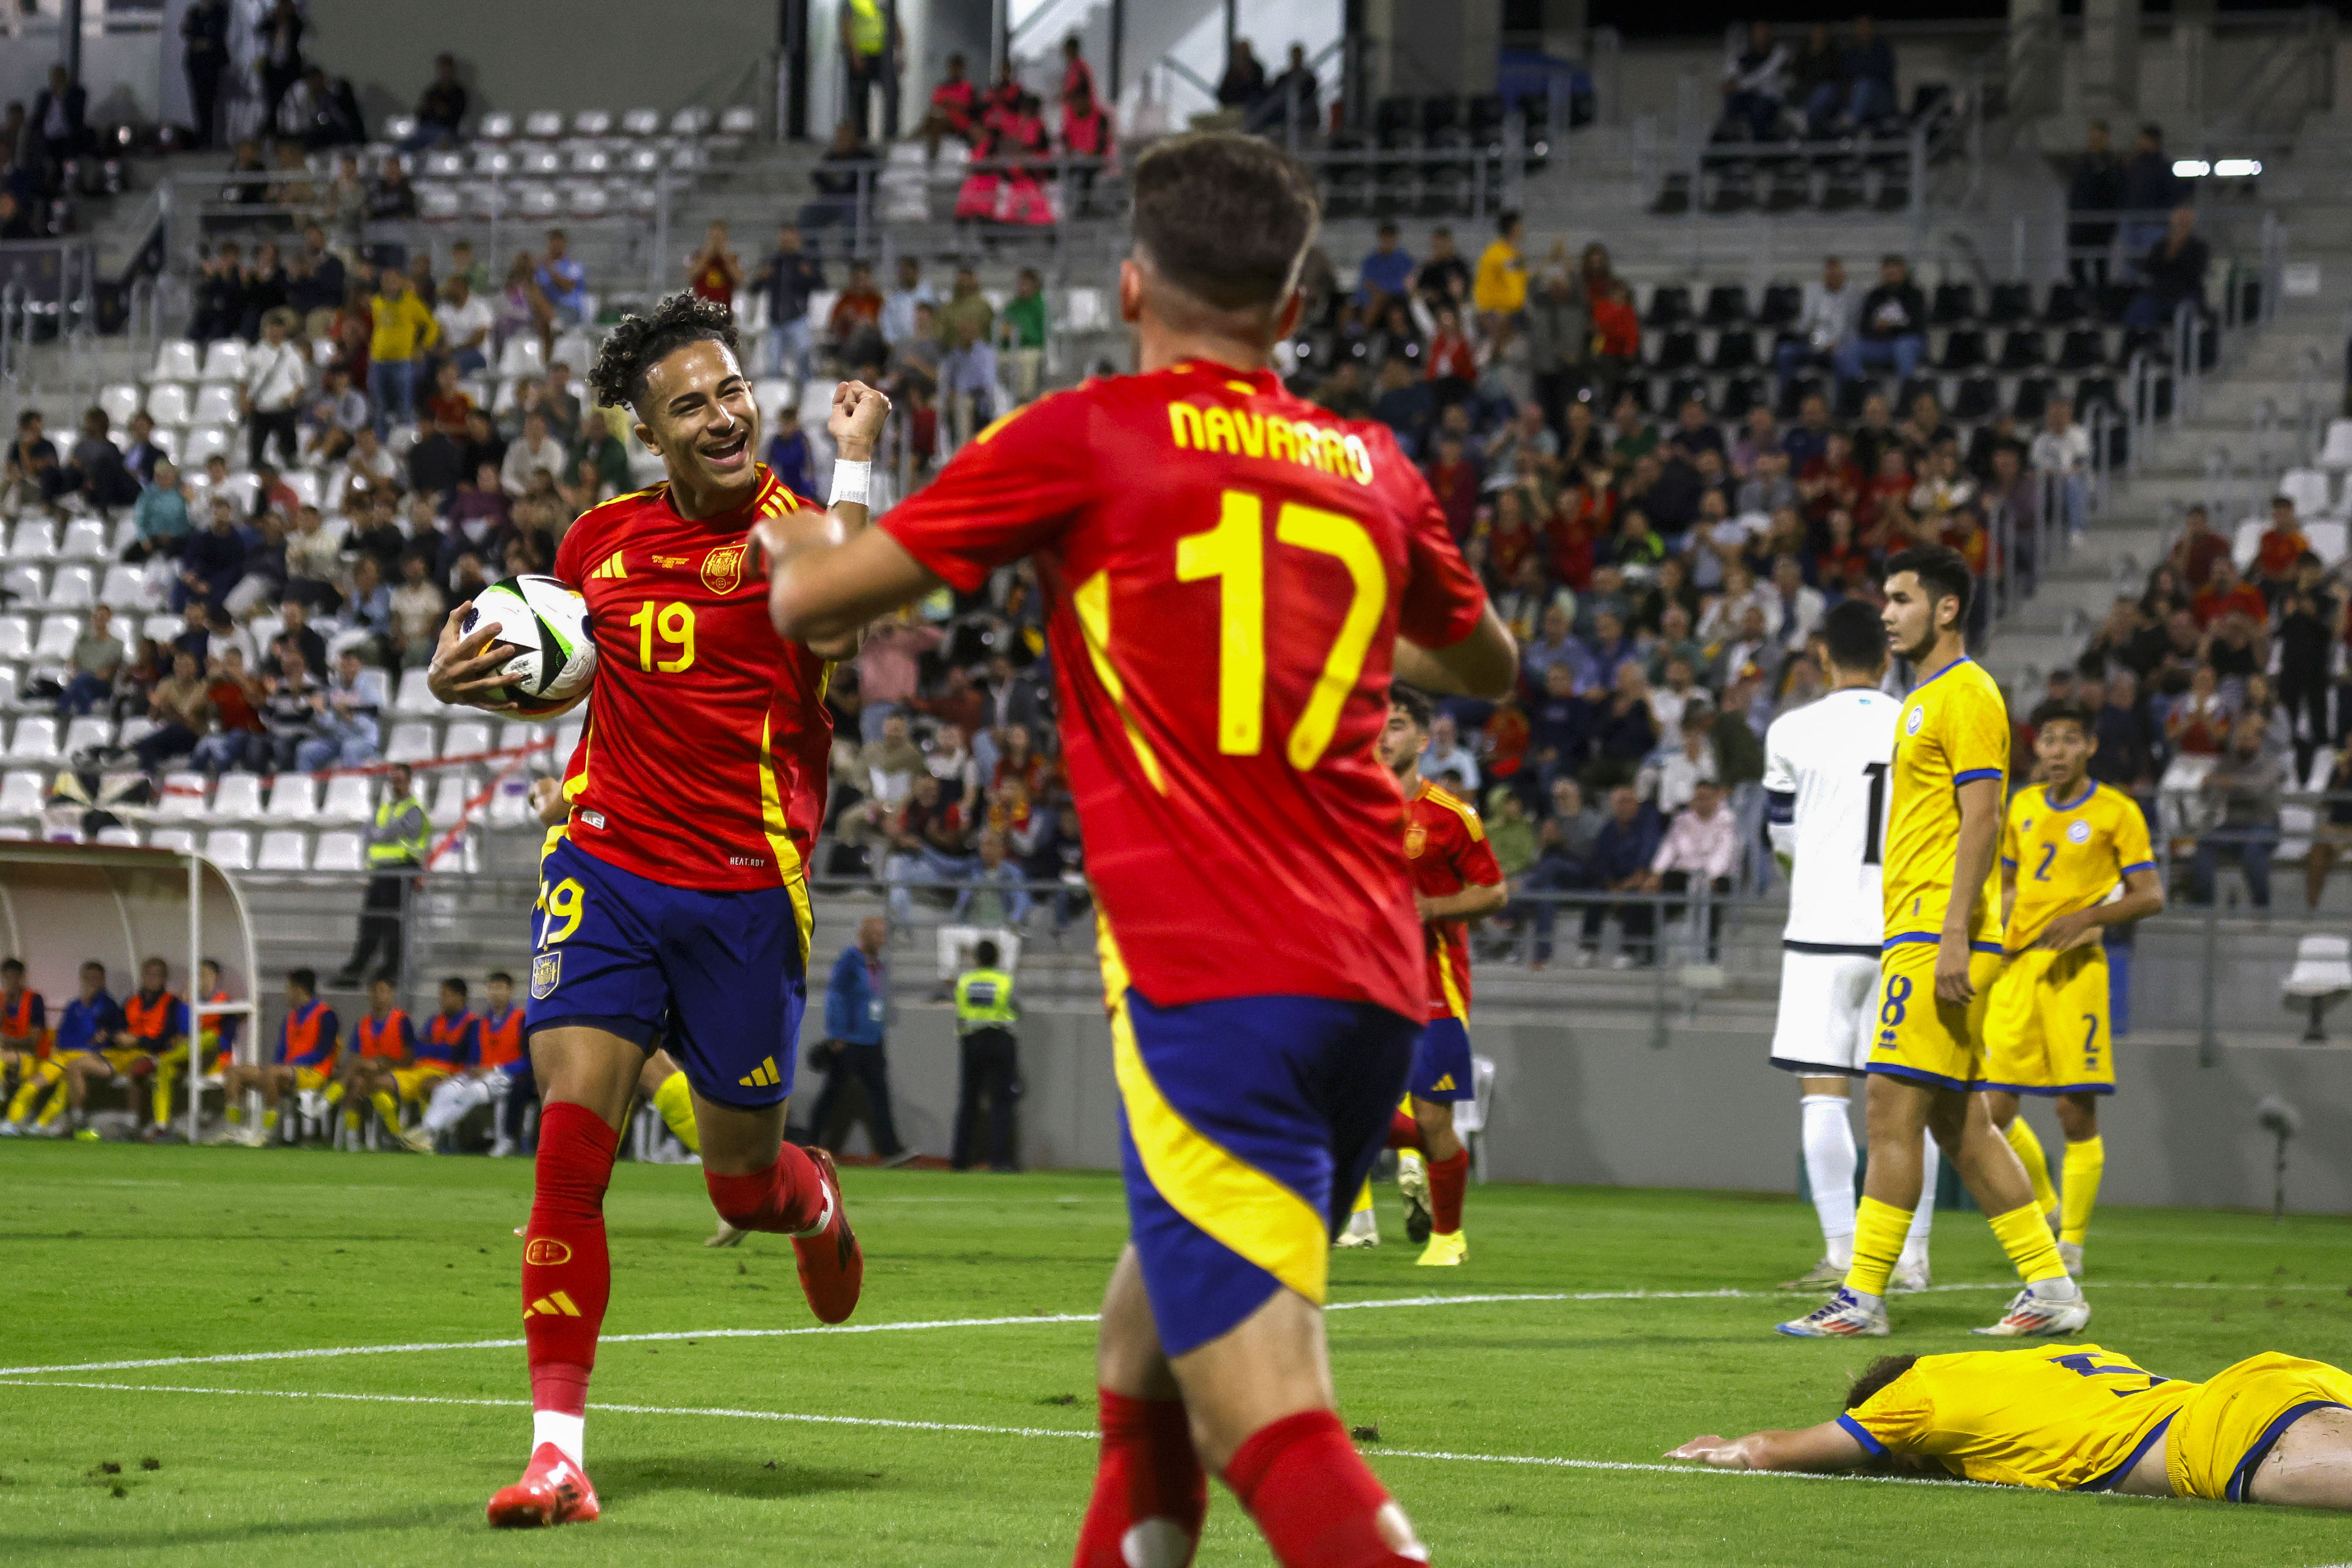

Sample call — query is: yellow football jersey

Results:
[1842,1344,2198,1491]
[1883,657,2009,947]
[2001,781,2154,954]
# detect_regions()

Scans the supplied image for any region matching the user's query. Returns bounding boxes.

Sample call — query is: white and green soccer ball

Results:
[460,573,597,717]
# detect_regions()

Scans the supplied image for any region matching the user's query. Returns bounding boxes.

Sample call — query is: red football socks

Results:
[703,1141,826,1235]
[1225,1409,1425,1567]
[1072,1390,1207,1568]
[1426,1149,1468,1236]
[521,1102,618,1420]
[1383,1110,1424,1152]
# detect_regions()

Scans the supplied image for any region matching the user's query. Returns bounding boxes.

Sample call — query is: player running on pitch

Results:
[1761,601,1936,1292]
[1983,700,2163,1278]
[766,132,1515,1568]
[1376,684,1504,1266]
[428,292,886,1528]
[1672,1342,2352,1507]
[1780,546,2088,1340]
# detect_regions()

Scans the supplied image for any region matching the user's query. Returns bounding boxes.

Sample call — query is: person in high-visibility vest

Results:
[837,0,901,142]
[950,939,1021,1171]
[333,764,430,990]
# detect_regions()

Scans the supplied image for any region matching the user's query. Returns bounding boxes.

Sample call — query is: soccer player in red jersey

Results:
[764,134,1516,1568]
[1374,686,1505,1266]
[426,293,888,1528]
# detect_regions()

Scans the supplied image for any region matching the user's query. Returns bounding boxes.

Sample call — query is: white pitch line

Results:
[0,1279,2336,1380]
[0,1377,2161,1497]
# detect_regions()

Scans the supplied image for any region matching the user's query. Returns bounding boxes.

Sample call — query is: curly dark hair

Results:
[1845,1353,1920,1412]
[585,290,740,410]
[1389,683,1435,734]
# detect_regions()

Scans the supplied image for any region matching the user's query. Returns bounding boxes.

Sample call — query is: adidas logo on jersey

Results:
[739,1057,781,1089]
[524,1290,583,1320]
[590,552,627,579]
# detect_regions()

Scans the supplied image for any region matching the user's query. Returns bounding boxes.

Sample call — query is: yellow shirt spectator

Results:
[370,285,440,364]
[1473,235,1527,315]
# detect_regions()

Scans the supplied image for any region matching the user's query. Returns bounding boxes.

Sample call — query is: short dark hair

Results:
[288,966,317,995]
[0,957,20,974]
[440,975,470,999]
[81,959,105,976]
[587,289,741,410]
[370,973,395,991]
[1390,684,1435,733]
[1820,598,1886,674]
[487,970,512,986]
[1846,1353,1920,1412]
[1886,544,1973,623]
[1498,208,1522,236]
[1131,133,1318,314]
[974,939,1000,967]
[2030,698,2094,735]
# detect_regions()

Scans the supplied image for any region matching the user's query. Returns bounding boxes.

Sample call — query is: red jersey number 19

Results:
[1165,486,1386,771]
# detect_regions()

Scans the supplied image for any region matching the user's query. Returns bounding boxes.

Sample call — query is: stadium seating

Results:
[0,770,43,817]
[313,828,366,871]
[255,829,310,871]
[202,828,253,870]
[210,774,265,820]
[2279,468,2336,520]
[264,774,320,824]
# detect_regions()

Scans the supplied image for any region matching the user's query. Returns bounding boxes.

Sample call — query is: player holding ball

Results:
[427,293,889,1528]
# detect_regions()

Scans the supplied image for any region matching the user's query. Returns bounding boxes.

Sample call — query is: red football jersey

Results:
[1404,781,1502,1020]
[879,362,1490,1019]
[551,466,832,907]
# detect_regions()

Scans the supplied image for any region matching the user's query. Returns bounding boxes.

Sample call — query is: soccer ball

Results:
[460,574,597,717]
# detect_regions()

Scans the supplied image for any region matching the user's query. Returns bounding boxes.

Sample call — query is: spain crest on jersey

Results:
[1404,823,1427,859]
[702,543,747,595]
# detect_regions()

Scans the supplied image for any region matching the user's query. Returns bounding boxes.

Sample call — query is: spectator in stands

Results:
[299,362,365,466]
[1578,784,1663,966]
[952,829,1031,928]
[493,252,553,364]
[1416,226,1472,306]
[993,266,1048,405]
[404,53,467,150]
[2028,396,2091,541]
[1721,21,1791,141]
[55,603,123,718]
[827,257,885,364]
[286,225,344,329]
[331,764,429,986]
[2192,558,2266,630]
[366,268,438,438]
[2124,205,2209,329]
[239,309,309,473]
[185,647,261,772]
[31,64,85,178]
[1641,777,1738,958]
[367,153,417,222]
[175,499,245,612]
[686,219,743,309]
[1254,41,1321,138]
[2066,121,2125,289]
[1419,714,1482,793]
[1789,24,1844,131]
[133,650,211,771]
[237,242,289,342]
[2118,123,2179,261]
[919,52,978,159]
[1473,210,1529,327]
[805,119,877,231]
[1841,14,1898,127]
[58,407,135,515]
[189,241,247,346]
[433,273,492,375]
[300,647,386,771]
[2191,713,2282,907]
[540,362,582,443]
[884,773,973,920]
[1216,37,1269,114]
[123,459,191,564]
[535,230,587,326]
[1777,255,1855,390]
[838,0,903,141]
[2253,496,2308,599]
[881,255,936,349]
[1833,254,1926,388]
[388,553,446,667]
[253,645,324,772]
[1359,221,1414,312]
[756,225,824,384]
[181,0,229,148]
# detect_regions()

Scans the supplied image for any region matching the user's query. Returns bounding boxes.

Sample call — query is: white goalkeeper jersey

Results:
[1762,686,1900,952]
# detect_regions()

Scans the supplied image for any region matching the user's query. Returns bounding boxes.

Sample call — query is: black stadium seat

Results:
[1952,375,1999,422]
[1650,171,1692,215]
[1650,328,1700,373]
[1756,282,1801,328]
[1833,377,1880,421]
[1897,375,1943,413]
[1700,285,1750,327]
[1645,285,1692,329]
[1819,158,1868,212]
[1935,329,1985,372]
[1775,375,1825,421]
[1720,375,1767,419]
[1929,282,1977,326]
[2074,374,2120,416]
[1995,329,2047,371]
[1666,374,1712,413]
[1984,282,2034,327]
[2055,329,2107,371]
[2040,282,2084,325]
[2011,375,2055,421]
[1708,329,1758,372]
[1764,165,1812,211]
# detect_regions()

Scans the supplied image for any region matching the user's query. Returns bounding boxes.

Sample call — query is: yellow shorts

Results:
[1866,940,2002,1092]
[291,1065,332,1092]
[101,1047,154,1074]
[2167,1353,2352,1502]
[1984,946,2114,1096]
[391,1065,451,1102]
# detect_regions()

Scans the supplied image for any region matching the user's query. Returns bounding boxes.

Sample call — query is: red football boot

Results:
[790,1146,863,1324]
[486,1442,601,1528]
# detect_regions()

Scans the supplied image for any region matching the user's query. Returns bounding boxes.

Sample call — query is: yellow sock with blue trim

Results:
[1988,1200,2071,1286]
[151,1073,174,1126]
[2060,1136,2105,1246]
[1350,1179,1374,1218]
[2002,1115,2059,1225]
[1842,1196,1912,1300]
[369,1090,401,1126]
[7,1066,47,1121]
[651,1070,699,1154]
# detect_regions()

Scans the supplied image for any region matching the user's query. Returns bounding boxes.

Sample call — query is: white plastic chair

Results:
[2279,468,2334,521]
[151,339,202,382]
[97,383,142,426]
[3,563,46,603]
[0,615,39,659]
[61,716,115,755]
[2307,519,2348,567]
[148,826,198,856]
[429,772,475,823]
[717,105,758,137]
[442,718,492,759]
[210,773,266,820]
[498,336,548,379]
[117,716,157,751]
[477,111,516,141]
[523,110,565,139]
[256,829,311,871]
[312,828,366,871]
[266,774,321,822]
[0,770,44,815]
[143,383,193,427]
[6,524,56,563]
[33,615,81,660]
[394,667,441,715]
[181,426,234,467]
[383,113,419,141]
[48,564,97,609]
[159,771,210,818]
[4,717,58,764]
[621,108,661,138]
[384,722,440,764]
[96,825,142,848]
[2231,519,2265,572]
[318,774,374,823]
[203,829,254,869]
[191,383,242,425]
[669,106,713,137]
[200,339,249,383]
[58,520,109,561]
[2319,418,2352,470]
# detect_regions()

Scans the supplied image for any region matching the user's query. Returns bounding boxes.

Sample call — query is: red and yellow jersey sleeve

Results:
[1408,783,1503,1019]
[881,365,1492,1019]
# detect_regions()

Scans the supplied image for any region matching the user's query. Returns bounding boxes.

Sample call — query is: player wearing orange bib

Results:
[1376,686,1504,1265]
[0,957,51,1135]
[216,969,340,1145]
[765,133,1515,1568]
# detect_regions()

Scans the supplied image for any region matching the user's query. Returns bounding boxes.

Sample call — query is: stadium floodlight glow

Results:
[2172,158,2212,177]
[2214,158,2263,177]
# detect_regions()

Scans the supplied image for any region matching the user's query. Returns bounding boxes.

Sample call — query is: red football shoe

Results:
[790,1146,863,1324]
[485,1442,601,1528]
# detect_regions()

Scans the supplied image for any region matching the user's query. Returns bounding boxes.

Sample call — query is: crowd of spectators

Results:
[1716,15,1903,143]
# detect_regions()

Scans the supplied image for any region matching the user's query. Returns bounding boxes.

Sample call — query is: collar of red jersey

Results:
[1174,359,1281,392]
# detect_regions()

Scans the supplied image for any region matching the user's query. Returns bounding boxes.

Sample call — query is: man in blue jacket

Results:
[1578,784,1665,968]
[803,915,912,1164]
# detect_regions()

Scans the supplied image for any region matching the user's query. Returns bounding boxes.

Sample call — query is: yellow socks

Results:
[651,1070,699,1154]
[369,1090,401,1125]
[9,1060,59,1121]
[1988,1201,2070,1285]
[261,1108,279,1133]
[2060,1136,2105,1246]
[2002,1116,2059,1223]
[1351,1179,1375,1218]
[343,1107,361,1134]
[323,1080,345,1106]
[1842,1196,1913,1299]
[151,1075,174,1126]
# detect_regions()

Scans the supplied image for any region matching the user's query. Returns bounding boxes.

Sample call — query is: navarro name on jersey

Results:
[1167,402,1378,485]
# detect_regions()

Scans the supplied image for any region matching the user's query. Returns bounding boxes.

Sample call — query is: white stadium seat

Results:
[2308,519,2349,567]
[118,717,157,751]
[382,113,419,141]
[429,772,475,822]
[203,829,254,870]
[48,564,97,609]
[478,111,516,141]
[312,829,365,871]
[266,774,321,821]
[33,616,80,660]
[144,383,193,427]
[95,825,142,848]
[718,105,758,136]
[97,383,142,426]
[572,109,613,137]
[2279,468,2334,521]
[7,524,55,563]
[0,770,44,816]
[524,110,565,139]
[0,667,18,709]
[191,383,242,425]
[752,378,793,419]
[256,829,310,871]
[0,617,34,660]
[443,718,492,759]
[550,332,594,372]
[200,339,248,383]
[182,426,234,467]
[670,106,713,136]
[5,717,59,764]
[394,667,442,715]
[318,774,374,824]
[58,520,109,561]
[384,722,440,764]
[61,716,115,755]
[517,182,562,218]
[210,773,265,819]
[283,470,322,509]
[423,148,467,178]
[148,826,197,856]
[159,771,210,818]
[498,336,547,378]
[621,108,661,137]
[99,565,152,611]
[2320,418,2352,470]
[566,184,610,220]
[151,339,201,382]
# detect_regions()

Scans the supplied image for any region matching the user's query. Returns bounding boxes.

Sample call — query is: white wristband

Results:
[829,458,872,508]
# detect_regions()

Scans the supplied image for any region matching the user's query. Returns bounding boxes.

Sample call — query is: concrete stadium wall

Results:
[801,1005,2352,1216]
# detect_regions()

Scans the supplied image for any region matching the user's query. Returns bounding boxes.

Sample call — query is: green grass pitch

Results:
[4,1143,2350,1566]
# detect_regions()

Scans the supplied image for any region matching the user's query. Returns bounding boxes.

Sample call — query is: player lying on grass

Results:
[1671,1342,2352,1507]
[1982,700,2163,1279]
